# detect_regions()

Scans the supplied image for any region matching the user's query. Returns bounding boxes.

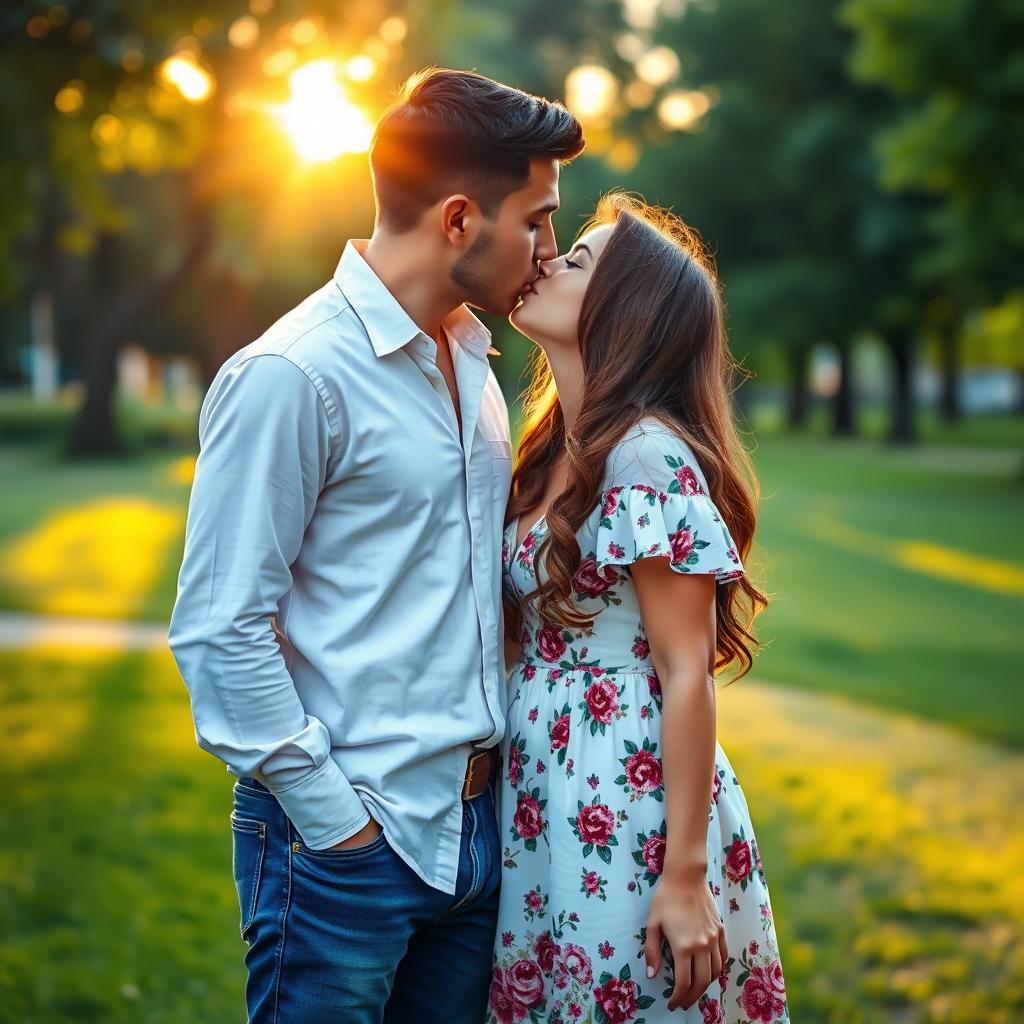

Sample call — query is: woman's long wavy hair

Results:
[505,192,767,682]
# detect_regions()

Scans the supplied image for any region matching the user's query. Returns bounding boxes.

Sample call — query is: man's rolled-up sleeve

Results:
[168,353,370,850]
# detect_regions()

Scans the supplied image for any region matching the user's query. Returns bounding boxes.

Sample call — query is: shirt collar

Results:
[334,240,499,360]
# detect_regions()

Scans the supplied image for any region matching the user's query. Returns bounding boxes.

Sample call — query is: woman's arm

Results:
[629,557,728,1012]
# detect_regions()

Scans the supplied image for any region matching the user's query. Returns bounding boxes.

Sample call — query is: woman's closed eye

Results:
[565,258,582,269]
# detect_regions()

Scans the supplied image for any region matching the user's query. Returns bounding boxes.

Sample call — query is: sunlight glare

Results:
[273,60,374,162]
[657,89,710,129]
[565,65,618,123]
[160,55,214,103]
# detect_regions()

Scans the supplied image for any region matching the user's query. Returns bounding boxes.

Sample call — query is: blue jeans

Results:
[229,775,500,1023]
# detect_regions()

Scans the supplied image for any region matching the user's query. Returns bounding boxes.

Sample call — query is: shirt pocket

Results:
[488,437,513,499]
[488,438,513,461]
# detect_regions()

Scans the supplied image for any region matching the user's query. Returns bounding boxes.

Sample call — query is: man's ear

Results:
[440,195,478,249]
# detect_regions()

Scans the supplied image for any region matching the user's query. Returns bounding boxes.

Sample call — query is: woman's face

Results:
[509,222,615,349]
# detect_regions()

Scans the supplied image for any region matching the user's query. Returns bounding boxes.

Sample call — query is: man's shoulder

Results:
[204,280,369,423]
[246,280,366,370]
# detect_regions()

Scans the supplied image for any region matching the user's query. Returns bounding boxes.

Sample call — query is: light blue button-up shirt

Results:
[168,240,512,894]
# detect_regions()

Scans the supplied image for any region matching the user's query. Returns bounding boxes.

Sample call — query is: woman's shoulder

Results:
[604,415,709,494]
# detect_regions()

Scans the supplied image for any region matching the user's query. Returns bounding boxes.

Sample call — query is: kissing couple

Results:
[169,67,789,1024]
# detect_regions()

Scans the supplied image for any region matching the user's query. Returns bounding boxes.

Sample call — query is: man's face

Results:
[451,158,561,316]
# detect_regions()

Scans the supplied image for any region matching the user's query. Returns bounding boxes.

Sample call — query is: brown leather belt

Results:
[462,745,501,800]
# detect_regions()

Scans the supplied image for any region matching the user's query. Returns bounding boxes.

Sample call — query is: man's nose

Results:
[534,221,558,264]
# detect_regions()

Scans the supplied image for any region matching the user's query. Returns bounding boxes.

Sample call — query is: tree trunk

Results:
[29,289,58,398]
[831,340,856,437]
[886,329,916,444]
[67,218,212,457]
[68,231,120,455]
[202,272,255,386]
[785,344,810,430]
[939,327,961,422]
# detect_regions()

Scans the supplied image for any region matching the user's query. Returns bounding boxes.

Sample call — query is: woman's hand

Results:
[644,869,727,1012]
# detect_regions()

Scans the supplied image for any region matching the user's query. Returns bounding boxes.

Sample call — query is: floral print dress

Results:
[487,420,789,1024]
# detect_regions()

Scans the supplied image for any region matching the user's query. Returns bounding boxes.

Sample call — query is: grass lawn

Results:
[747,431,1023,748]
[2,647,1022,1023]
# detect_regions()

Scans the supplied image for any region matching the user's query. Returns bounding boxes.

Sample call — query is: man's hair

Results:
[370,68,584,232]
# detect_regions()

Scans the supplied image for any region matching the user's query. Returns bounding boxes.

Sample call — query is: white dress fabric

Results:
[487,420,790,1024]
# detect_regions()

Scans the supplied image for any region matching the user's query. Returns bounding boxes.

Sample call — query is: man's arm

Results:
[168,353,371,850]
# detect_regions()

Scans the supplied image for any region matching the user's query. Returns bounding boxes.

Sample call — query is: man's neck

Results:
[360,233,463,342]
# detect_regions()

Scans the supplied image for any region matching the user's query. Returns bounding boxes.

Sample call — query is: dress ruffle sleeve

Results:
[591,425,745,584]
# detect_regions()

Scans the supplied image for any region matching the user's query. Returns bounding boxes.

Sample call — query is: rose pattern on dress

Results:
[724,826,755,891]
[666,456,706,497]
[553,942,594,990]
[548,703,572,765]
[578,678,629,737]
[593,963,656,1024]
[593,475,743,584]
[511,783,547,853]
[573,558,623,607]
[580,867,609,901]
[538,622,569,663]
[734,945,787,1023]
[489,958,546,1024]
[507,732,531,787]
[569,795,621,865]
[630,820,667,890]
[614,737,664,802]
[631,633,650,660]
[698,994,725,1024]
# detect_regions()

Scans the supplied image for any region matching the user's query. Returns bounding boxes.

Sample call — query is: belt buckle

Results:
[463,747,497,801]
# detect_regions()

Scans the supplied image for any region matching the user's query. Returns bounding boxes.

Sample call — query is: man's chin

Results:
[466,292,521,319]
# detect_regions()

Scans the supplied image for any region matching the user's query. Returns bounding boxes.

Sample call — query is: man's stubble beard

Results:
[450,229,509,315]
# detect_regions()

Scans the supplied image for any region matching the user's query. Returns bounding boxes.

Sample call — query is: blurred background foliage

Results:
[0,1,1022,1022]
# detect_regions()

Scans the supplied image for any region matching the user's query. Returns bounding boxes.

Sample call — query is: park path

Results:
[0,611,168,650]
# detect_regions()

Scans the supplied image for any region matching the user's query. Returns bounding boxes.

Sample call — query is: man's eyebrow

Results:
[532,202,559,215]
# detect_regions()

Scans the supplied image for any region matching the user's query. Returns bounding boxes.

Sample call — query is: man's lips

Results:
[520,280,539,298]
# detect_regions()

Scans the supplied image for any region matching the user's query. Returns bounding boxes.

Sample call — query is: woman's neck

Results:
[544,344,584,437]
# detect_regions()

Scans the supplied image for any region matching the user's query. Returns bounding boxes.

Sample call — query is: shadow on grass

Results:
[0,648,243,1024]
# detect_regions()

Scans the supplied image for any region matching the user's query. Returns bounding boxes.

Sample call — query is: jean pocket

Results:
[230,812,267,941]
[296,829,389,861]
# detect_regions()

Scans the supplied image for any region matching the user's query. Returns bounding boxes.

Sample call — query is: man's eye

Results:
[529,223,541,231]
[565,259,581,269]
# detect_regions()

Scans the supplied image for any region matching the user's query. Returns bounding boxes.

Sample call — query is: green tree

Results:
[616,0,927,439]
[842,0,1024,421]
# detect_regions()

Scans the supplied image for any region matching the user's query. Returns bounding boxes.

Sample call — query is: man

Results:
[168,68,583,1023]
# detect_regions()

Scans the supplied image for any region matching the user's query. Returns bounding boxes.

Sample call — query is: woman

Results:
[487,194,789,1024]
